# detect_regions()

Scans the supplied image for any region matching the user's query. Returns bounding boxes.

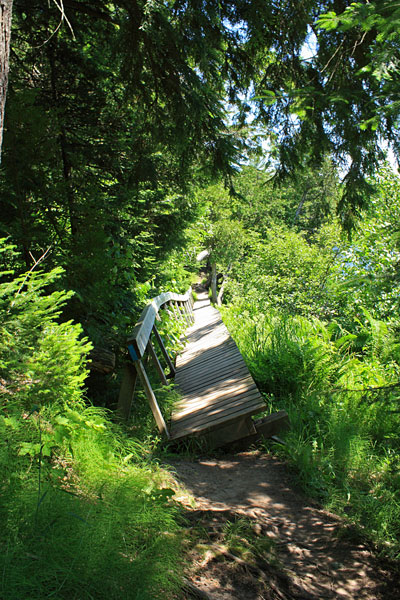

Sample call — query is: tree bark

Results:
[47,42,78,236]
[216,264,231,306]
[210,262,218,304]
[0,0,13,162]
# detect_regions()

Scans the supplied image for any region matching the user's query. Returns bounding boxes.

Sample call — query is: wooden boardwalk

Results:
[169,292,266,441]
[119,286,288,446]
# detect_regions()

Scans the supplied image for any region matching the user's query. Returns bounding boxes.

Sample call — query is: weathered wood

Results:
[127,287,192,359]
[134,359,170,438]
[226,411,291,451]
[171,391,264,434]
[177,339,237,368]
[254,411,290,438]
[147,339,168,385]
[129,303,158,359]
[171,400,264,439]
[204,416,257,448]
[178,371,252,400]
[170,291,266,445]
[153,325,176,377]
[176,352,245,380]
[122,286,279,447]
[117,363,137,420]
[174,378,257,413]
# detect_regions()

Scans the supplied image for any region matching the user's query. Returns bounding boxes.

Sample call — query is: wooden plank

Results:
[171,405,264,439]
[169,290,267,443]
[176,351,242,378]
[134,359,170,438]
[178,375,256,406]
[171,388,264,428]
[147,340,168,385]
[175,354,245,384]
[175,374,256,407]
[177,338,236,365]
[176,346,243,373]
[170,398,265,439]
[177,366,251,397]
[172,389,259,421]
[153,325,176,377]
[176,370,246,398]
[117,363,137,420]
[128,303,157,358]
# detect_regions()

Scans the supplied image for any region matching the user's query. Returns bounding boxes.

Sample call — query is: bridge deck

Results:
[169,292,266,440]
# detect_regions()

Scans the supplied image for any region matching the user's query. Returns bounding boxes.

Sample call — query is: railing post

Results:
[185,299,194,324]
[117,362,138,421]
[153,325,176,377]
[147,337,168,385]
[134,359,170,438]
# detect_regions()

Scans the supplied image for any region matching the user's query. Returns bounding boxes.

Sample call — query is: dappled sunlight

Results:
[167,451,398,599]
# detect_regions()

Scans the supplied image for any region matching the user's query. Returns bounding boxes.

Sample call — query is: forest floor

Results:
[166,450,400,600]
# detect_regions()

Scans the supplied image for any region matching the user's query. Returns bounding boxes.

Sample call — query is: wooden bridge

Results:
[118,287,288,447]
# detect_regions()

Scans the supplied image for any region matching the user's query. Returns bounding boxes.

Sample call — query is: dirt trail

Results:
[166,451,399,600]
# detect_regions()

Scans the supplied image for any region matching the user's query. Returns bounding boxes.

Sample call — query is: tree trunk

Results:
[216,264,231,306]
[47,42,78,236]
[210,262,218,304]
[216,276,226,306]
[294,185,309,224]
[0,0,13,162]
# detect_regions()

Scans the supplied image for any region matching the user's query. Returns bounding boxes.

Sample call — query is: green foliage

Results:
[0,252,183,599]
[219,167,400,557]
[223,302,400,556]
[0,405,183,600]
[225,223,340,318]
[0,250,91,411]
[329,168,400,325]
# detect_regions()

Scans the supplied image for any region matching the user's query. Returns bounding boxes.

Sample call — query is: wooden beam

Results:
[204,416,257,448]
[254,411,290,438]
[153,326,176,377]
[117,363,137,421]
[134,359,170,438]
[147,339,168,385]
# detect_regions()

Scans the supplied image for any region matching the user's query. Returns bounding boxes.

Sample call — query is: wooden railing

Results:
[117,287,194,437]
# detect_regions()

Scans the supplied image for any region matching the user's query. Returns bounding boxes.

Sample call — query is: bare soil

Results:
[166,450,400,600]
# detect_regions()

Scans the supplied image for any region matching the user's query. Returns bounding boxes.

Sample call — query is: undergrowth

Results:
[0,245,184,599]
[222,302,400,559]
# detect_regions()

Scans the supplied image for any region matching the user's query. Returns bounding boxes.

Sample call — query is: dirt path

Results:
[166,451,399,600]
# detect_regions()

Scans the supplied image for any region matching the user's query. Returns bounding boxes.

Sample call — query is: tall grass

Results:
[0,405,183,600]
[222,303,400,557]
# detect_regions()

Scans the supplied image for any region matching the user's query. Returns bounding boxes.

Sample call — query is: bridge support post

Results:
[134,359,170,438]
[117,362,138,421]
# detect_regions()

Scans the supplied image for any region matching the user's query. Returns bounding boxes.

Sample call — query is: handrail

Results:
[118,286,194,434]
[127,287,193,360]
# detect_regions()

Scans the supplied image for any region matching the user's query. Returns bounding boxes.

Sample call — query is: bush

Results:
[0,244,183,599]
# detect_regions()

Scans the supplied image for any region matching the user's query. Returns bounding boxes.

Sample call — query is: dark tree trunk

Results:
[0,0,13,162]
[47,42,78,236]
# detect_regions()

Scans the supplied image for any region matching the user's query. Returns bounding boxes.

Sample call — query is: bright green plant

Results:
[222,297,400,557]
[0,245,184,599]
